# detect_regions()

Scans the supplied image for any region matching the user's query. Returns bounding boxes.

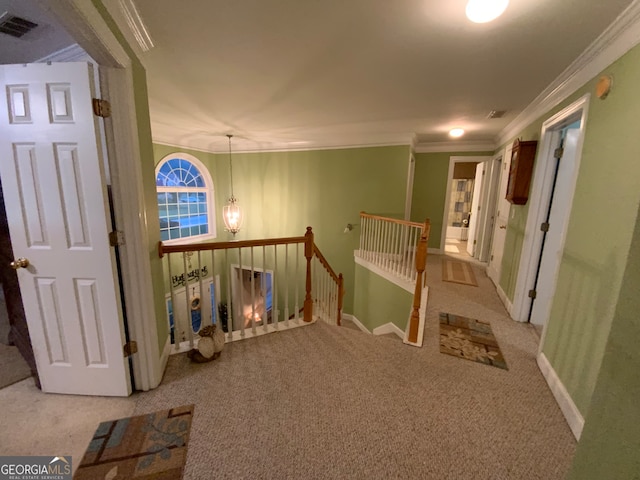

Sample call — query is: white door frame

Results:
[404,151,416,221]
[511,94,590,323]
[36,0,163,390]
[477,154,503,262]
[441,156,491,253]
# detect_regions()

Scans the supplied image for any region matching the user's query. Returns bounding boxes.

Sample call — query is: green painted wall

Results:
[410,151,494,249]
[91,2,169,354]
[153,143,411,313]
[568,202,640,480]
[353,263,413,331]
[497,43,640,414]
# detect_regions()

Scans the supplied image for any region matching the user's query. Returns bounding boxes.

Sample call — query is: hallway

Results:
[0,254,576,478]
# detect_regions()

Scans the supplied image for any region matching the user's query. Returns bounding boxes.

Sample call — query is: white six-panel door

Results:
[0,63,131,396]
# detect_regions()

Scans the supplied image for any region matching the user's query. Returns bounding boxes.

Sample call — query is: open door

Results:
[0,62,131,396]
[466,162,485,256]
[487,145,513,285]
[0,180,39,387]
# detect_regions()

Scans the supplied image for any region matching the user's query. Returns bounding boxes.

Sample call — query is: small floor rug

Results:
[442,259,478,286]
[439,312,508,370]
[74,404,194,480]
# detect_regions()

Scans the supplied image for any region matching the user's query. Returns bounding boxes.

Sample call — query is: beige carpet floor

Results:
[133,254,577,479]
[0,342,32,388]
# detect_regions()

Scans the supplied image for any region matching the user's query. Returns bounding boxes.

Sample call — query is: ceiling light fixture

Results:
[222,134,243,236]
[449,128,465,138]
[465,0,509,23]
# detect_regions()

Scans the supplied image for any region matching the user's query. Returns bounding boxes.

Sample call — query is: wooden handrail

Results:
[159,226,345,327]
[360,211,423,228]
[313,245,339,283]
[158,234,306,258]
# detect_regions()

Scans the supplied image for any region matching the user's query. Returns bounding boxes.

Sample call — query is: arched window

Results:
[155,153,215,242]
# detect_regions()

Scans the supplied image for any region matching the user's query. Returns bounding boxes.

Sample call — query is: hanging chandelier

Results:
[222,134,243,236]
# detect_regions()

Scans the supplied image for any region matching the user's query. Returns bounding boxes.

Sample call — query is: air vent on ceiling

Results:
[487,110,506,119]
[0,12,39,38]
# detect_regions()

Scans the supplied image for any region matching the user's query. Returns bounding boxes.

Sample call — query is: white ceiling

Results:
[0,0,636,152]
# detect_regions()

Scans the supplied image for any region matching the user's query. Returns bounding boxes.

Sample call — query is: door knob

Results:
[499,225,507,229]
[10,257,29,269]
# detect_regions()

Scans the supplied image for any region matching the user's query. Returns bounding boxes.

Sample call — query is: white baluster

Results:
[238,248,245,337]
[273,245,279,330]
[284,244,290,327]
[167,253,179,351]
[182,252,194,348]
[262,245,268,333]
[250,247,256,335]
[225,249,233,340]
[295,243,300,322]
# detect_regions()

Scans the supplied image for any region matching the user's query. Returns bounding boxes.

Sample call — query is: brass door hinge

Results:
[109,230,125,246]
[554,147,564,159]
[540,222,550,233]
[123,341,138,357]
[92,98,111,118]
[528,289,537,299]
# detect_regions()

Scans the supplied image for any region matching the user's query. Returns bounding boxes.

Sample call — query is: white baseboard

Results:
[495,283,514,318]
[342,313,371,334]
[373,322,405,339]
[537,352,584,440]
[155,335,172,389]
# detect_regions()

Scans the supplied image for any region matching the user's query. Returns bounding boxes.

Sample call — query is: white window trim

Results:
[155,152,216,244]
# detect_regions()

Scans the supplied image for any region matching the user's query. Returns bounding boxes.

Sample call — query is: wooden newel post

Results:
[303,226,314,322]
[337,273,344,326]
[407,221,429,344]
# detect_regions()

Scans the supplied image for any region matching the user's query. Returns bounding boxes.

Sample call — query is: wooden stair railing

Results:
[358,212,430,346]
[313,244,345,326]
[407,219,430,345]
[158,226,344,349]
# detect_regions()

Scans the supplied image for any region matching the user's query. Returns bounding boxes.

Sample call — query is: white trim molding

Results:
[497,0,640,147]
[537,352,584,440]
[354,255,415,294]
[511,95,590,323]
[41,0,164,392]
[342,314,371,334]
[495,283,513,317]
[35,43,89,63]
[414,141,496,153]
[373,322,405,339]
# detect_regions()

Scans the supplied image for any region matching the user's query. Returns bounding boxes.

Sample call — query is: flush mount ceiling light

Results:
[466,0,509,23]
[449,128,465,138]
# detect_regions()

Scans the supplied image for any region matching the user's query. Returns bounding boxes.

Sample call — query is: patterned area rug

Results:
[439,312,508,370]
[442,259,478,286]
[74,404,194,479]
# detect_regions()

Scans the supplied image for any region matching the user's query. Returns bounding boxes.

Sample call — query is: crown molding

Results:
[35,43,89,63]
[117,0,154,52]
[152,136,413,155]
[496,0,640,147]
[413,141,496,153]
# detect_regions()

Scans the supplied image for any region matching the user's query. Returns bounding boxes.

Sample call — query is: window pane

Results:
[180,227,191,237]
[160,230,169,241]
[189,203,198,214]
[197,193,206,202]
[201,223,208,234]
[169,228,180,239]
[190,226,200,236]
[157,192,167,203]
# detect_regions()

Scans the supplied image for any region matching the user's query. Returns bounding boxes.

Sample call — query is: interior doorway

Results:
[511,94,590,341]
[441,156,491,260]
